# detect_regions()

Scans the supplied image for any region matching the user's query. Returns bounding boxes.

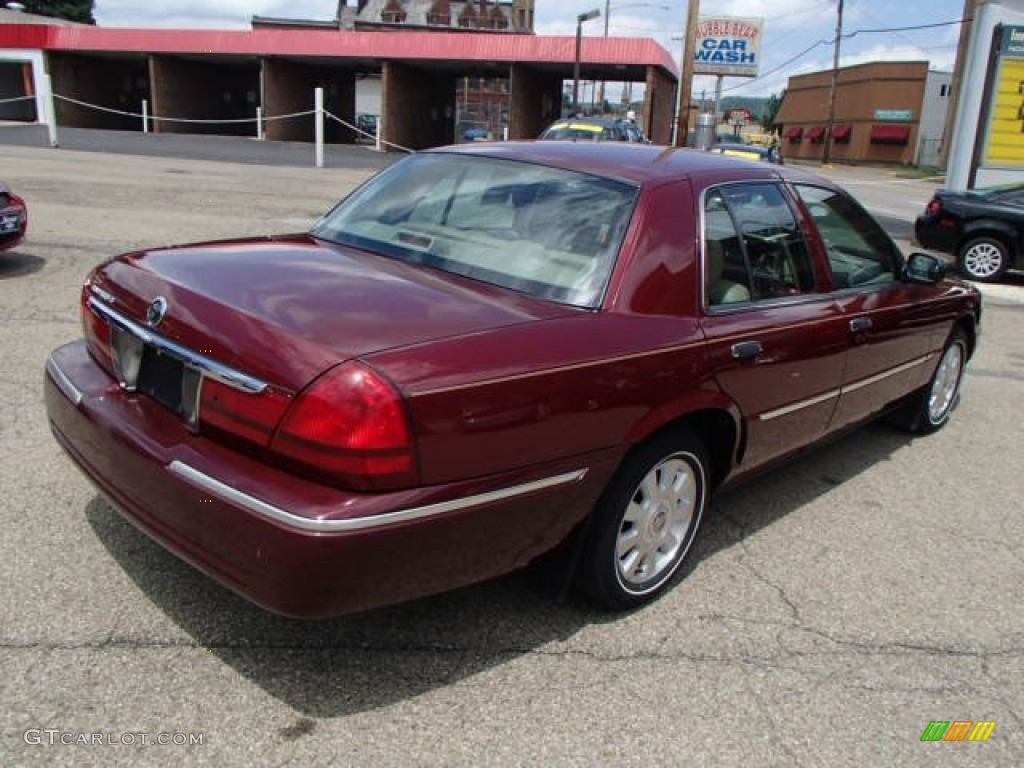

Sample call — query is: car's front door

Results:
[699,182,849,472]
[792,184,947,430]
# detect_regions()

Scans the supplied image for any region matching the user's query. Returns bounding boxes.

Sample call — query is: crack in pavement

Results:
[3,636,1022,666]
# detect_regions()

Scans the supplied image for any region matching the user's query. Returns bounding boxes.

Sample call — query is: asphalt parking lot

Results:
[2,137,1022,767]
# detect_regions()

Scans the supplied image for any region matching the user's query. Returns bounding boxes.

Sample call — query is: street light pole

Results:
[598,2,669,114]
[573,9,601,115]
[598,0,610,111]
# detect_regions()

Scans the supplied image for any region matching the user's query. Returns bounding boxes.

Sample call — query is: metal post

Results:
[314,86,324,168]
[256,106,263,140]
[375,114,382,152]
[42,73,57,148]
[142,99,149,134]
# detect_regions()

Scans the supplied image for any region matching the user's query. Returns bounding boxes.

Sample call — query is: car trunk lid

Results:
[87,234,573,392]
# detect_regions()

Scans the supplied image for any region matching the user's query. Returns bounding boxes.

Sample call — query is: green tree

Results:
[763,90,785,130]
[21,1,96,25]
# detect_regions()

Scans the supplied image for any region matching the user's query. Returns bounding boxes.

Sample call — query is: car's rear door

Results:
[698,181,849,472]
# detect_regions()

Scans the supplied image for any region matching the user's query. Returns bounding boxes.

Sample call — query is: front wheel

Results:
[891,329,969,434]
[958,236,1009,282]
[576,431,708,610]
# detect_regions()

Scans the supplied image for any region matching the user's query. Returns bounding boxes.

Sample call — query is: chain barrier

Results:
[325,110,413,153]
[0,95,36,106]
[17,93,404,163]
[53,94,314,125]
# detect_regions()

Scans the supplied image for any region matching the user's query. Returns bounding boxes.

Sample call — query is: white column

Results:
[315,87,324,168]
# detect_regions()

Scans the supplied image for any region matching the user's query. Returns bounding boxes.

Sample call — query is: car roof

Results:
[426,141,825,188]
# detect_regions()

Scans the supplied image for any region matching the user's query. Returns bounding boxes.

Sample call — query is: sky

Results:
[91,0,969,99]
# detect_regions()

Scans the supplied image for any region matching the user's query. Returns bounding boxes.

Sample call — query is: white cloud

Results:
[94,1,338,29]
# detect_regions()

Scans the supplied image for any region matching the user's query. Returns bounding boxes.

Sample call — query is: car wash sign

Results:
[694,17,763,78]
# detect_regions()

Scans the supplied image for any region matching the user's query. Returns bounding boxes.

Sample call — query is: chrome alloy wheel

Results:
[615,452,703,594]
[962,240,1005,280]
[927,339,965,425]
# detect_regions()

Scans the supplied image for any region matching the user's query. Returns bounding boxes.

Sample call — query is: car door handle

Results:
[731,340,764,359]
[849,317,873,333]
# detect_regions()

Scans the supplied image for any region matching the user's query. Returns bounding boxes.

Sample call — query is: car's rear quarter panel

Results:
[372,313,715,485]
[369,178,732,487]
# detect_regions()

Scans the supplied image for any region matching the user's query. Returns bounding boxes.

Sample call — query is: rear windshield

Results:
[311,153,639,308]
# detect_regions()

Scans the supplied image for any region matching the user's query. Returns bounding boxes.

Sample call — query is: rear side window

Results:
[703,183,815,307]
[795,184,901,288]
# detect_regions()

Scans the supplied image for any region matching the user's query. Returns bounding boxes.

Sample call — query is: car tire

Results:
[958,236,1009,282]
[576,430,708,610]
[891,329,969,434]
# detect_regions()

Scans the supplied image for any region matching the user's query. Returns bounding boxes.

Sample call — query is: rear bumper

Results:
[0,200,27,250]
[46,340,618,618]
[914,217,957,255]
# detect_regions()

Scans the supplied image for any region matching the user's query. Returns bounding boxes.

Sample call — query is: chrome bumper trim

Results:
[88,295,268,394]
[168,460,589,533]
[46,356,83,407]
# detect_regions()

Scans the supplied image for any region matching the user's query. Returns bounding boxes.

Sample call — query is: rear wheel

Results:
[958,236,1008,282]
[577,431,708,610]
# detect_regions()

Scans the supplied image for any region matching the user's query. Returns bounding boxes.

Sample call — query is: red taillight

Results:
[81,289,115,374]
[270,362,416,491]
[925,198,942,216]
[200,378,291,447]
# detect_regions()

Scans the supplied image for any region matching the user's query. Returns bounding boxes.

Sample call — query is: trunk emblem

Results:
[147,297,168,328]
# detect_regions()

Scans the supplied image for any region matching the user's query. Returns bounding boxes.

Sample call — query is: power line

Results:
[718,16,970,95]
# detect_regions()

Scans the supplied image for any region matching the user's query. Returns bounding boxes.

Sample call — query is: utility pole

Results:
[675,0,700,146]
[940,0,975,169]
[822,0,844,165]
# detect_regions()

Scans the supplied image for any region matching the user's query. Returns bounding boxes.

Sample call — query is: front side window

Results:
[311,153,638,308]
[794,184,902,289]
[703,183,816,307]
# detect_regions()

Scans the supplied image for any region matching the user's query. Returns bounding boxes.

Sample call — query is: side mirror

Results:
[904,252,947,284]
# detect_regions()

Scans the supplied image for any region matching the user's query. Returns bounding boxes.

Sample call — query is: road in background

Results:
[2,142,1021,766]
[0,124,399,172]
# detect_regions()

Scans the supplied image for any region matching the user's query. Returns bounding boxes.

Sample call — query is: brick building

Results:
[776,60,950,166]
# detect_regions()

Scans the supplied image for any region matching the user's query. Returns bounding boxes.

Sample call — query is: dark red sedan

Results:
[45,143,981,618]
[0,181,27,251]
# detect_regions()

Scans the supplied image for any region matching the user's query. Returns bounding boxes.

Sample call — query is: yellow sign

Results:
[983,56,1024,166]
